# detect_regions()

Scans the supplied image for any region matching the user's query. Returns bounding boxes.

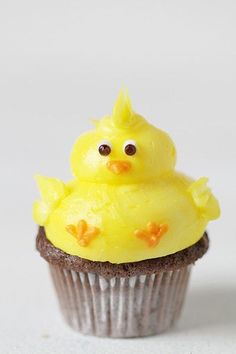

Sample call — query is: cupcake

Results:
[33,91,220,337]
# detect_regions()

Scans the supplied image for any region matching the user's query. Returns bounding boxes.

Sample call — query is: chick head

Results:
[70,91,176,184]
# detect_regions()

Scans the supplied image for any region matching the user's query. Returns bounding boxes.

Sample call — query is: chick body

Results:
[33,91,220,263]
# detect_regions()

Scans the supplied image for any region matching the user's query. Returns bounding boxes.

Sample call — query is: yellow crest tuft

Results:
[111,90,134,128]
[93,90,146,132]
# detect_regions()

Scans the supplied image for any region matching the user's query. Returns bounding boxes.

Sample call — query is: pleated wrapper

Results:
[49,264,191,337]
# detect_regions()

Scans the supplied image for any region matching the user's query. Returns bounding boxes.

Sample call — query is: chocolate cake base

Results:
[36,227,209,278]
[36,227,209,337]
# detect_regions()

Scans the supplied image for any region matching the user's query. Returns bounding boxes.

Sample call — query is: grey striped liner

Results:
[49,265,192,337]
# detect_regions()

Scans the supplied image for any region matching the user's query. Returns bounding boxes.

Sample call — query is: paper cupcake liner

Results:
[49,264,191,337]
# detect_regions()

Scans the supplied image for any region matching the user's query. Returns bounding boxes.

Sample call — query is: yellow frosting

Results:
[33,91,220,264]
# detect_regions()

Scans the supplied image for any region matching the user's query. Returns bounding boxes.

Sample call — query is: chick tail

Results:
[188,177,220,221]
[33,175,67,226]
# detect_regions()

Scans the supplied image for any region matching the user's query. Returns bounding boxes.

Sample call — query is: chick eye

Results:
[124,140,137,156]
[98,141,112,156]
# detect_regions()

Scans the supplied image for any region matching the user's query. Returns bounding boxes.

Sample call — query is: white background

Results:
[0,1,236,353]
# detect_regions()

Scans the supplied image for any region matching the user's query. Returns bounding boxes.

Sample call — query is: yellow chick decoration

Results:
[33,91,220,263]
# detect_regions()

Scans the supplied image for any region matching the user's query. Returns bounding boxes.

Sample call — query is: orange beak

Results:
[106,160,131,175]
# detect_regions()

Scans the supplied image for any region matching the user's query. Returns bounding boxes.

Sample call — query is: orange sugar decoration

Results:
[65,219,100,247]
[134,222,168,248]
